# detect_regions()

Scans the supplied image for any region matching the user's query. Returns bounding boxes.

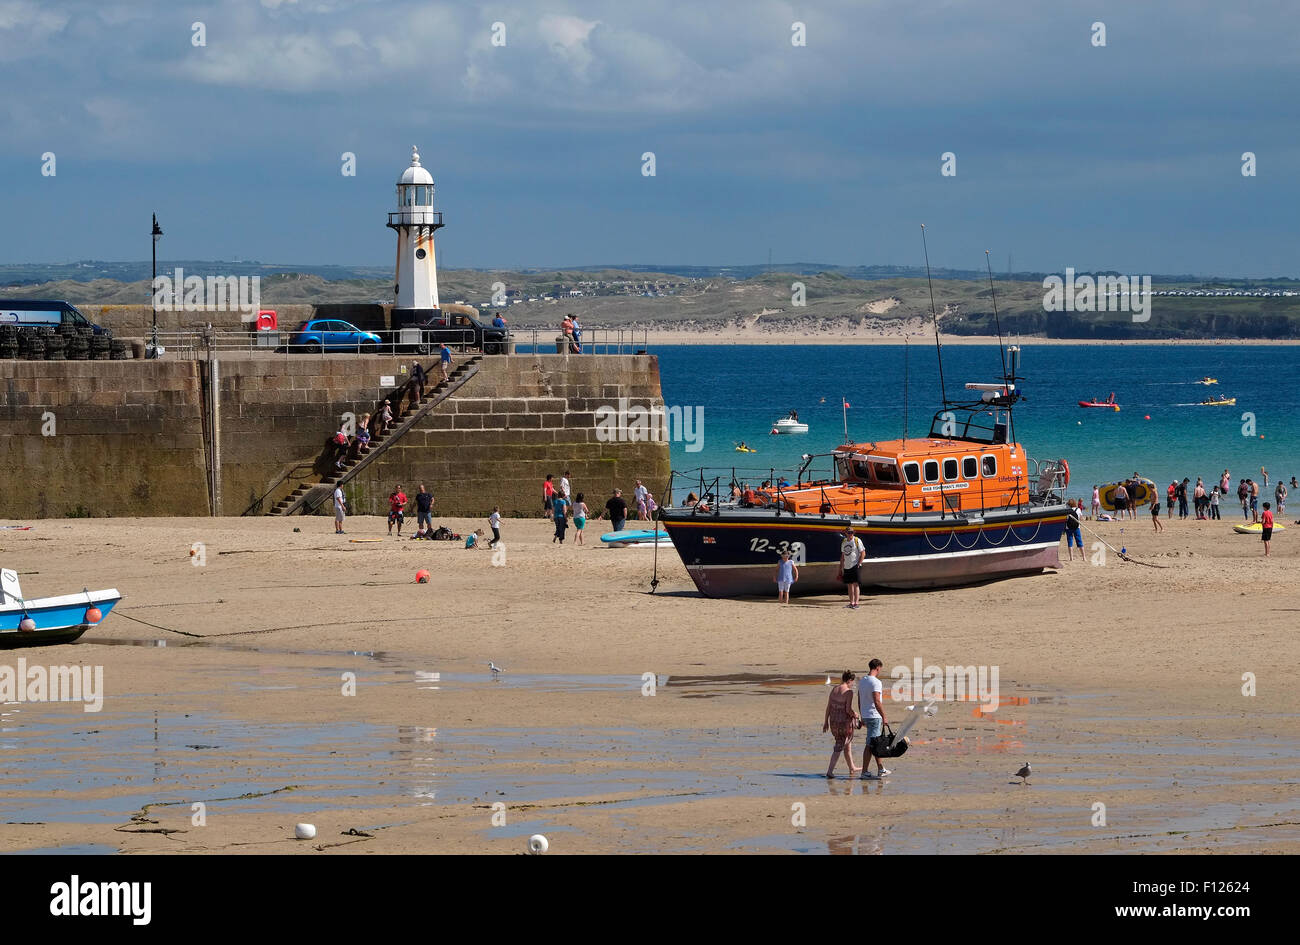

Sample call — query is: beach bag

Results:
[431,525,453,541]
[870,723,910,759]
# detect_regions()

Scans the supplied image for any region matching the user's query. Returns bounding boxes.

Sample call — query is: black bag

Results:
[870,723,910,759]
[430,525,453,541]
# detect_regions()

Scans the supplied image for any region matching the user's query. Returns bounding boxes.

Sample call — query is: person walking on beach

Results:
[1275,480,1287,516]
[572,493,589,545]
[1177,478,1190,519]
[774,549,798,603]
[1194,479,1206,520]
[1167,481,1176,517]
[1090,485,1101,521]
[837,523,866,610]
[601,488,628,533]
[388,485,408,537]
[1261,502,1275,556]
[543,473,555,518]
[1238,479,1250,520]
[633,479,648,520]
[858,659,890,779]
[1064,499,1084,559]
[333,484,347,534]
[1250,479,1260,523]
[1210,486,1221,520]
[822,670,862,779]
[551,491,570,543]
[1150,491,1163,532]
[488,506,501,547]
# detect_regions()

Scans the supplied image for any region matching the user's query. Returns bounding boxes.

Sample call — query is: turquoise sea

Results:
[656,344,1300,505]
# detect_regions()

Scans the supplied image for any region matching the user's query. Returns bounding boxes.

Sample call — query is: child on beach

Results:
[1261,502,1274,556]
[1150,494,1163,532]
[1064,499,1084,560]
[1210,487,1221,520]
[1091,485,1101,521]
[572,493,589,545]
[465,528,484,549]
[488,507,501,547]
[775,550,799,603]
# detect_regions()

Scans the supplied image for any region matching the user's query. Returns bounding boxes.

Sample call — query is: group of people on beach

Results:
[1067,467,1293,555]
[542,474,657,543]
[823,661,893,779]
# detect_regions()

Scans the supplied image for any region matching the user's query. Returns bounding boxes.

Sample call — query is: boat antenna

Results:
[920,224,948,405]
[985,250,1009,384]
[902,335,909,446]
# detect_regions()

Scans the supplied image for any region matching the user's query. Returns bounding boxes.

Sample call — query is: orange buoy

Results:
[415,569,430,584]
[1144,415,1151,420]
[85,607,103,623]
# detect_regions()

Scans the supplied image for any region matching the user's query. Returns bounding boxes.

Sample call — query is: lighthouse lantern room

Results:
[388,146,445,326]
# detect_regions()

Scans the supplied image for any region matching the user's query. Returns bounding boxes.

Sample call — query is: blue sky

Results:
[1,0,1297,274]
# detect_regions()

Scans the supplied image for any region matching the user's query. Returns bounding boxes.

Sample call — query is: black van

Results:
[0,300,107,334]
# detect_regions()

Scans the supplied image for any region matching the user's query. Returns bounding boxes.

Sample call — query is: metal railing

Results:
[141,325,651,359]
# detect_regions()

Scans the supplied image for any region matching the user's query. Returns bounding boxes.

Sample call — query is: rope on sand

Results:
[1079,522,1171,569]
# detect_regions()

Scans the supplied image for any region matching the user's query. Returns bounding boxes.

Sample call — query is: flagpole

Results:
[842,397,848,441]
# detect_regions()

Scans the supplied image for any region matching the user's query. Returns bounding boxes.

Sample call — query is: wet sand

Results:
[1,514,1297,854]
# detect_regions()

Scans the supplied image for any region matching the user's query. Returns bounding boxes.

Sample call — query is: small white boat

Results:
[770,411,808,435]
[0,569,121,649]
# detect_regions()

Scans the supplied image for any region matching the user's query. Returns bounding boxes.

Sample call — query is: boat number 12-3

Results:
[750,538,805,562]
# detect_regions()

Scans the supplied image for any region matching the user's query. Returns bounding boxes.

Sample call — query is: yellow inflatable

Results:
[1099,477,1156,510]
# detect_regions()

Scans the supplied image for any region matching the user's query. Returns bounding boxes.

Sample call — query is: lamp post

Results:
[150,214,163,357]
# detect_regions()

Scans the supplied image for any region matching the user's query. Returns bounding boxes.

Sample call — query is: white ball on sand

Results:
[294,823,316,840]
[527,834,549,855]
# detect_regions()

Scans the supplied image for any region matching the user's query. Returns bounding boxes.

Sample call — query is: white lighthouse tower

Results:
[388,146,444,324]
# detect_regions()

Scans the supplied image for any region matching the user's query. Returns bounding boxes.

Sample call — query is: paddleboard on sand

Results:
[601,529,671,547]
[1233,522,1284,534]
[349,538,385,543]
[1099,478,1156,511]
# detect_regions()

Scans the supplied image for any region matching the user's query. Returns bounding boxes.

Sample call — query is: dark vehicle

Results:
[290,319,383,353]
[397,310,510,355]
[0,299,108,334]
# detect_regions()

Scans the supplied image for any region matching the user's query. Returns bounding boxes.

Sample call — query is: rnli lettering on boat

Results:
[920,482,970,492]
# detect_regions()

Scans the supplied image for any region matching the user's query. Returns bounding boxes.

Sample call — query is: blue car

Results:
[290,319,382,353]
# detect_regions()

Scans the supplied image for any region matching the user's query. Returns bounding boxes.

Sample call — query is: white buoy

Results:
[18,617,36,632]
[294,823,317,840]
[527,834,548,855]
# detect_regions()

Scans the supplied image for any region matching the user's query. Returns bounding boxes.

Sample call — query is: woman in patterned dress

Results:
[823,670,862,778]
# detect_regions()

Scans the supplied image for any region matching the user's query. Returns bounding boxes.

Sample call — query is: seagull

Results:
[1015,762,1032,785]
[489,662,504,675]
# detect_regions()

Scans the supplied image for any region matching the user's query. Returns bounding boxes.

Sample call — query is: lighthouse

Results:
[388,146,445,326]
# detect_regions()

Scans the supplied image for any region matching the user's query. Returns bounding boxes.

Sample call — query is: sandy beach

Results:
[1,511,1296,855]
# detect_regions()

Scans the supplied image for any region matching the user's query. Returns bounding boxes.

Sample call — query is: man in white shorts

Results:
[333,485,346,534]
[858,658,891,779]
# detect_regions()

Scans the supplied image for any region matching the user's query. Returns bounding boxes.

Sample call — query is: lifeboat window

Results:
[943,458,959,481]
[903,462,920,484]
[923,460,939,483]
[851,460,872,480]
[981,454,998,477]
[963,456,979,479]
[871,462,900,484]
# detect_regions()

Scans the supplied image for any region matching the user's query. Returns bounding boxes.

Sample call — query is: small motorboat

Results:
[1195,377,1219,385]
[770,410,808,435]
[1078,394,1120,411]
[0,569,121,649]
[1198,397,1236,406]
